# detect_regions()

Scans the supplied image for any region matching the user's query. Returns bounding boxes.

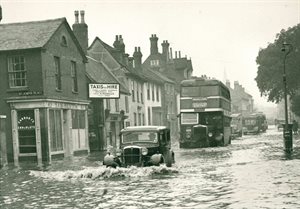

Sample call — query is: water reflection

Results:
[1,126,300,208]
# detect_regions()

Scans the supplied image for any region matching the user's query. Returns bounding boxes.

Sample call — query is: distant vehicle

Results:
[275,119,285,131]
[103,126,175,167]
[230,113,243,138]
[242,112,267,134]
[179,78,231,148]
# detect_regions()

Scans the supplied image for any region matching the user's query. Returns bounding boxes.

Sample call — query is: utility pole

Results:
[281,42,293,153]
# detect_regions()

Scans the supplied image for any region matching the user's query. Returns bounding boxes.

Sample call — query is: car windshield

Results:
[244,118,256,125]
[122,131,158,143]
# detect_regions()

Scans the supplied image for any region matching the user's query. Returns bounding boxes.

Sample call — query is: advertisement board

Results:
[89,84,120,98]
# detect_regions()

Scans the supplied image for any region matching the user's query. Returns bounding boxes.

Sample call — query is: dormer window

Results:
[61,35,67,46]
[150,60,159,66]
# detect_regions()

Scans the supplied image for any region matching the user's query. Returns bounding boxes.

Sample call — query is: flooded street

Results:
[1,125,300,209]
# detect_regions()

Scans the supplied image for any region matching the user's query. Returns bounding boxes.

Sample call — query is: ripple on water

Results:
[29,165,179,181]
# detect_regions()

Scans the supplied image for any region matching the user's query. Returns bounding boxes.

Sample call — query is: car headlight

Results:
[208,132,213,137]
[142,147,148,155]
[186,129,191,138]
[116,149,122,156]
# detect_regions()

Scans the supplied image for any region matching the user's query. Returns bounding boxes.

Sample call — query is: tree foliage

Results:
[255,24,300,103]
[291,95,300,117]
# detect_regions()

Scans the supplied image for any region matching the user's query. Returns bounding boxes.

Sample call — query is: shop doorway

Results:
[17,110,36,156]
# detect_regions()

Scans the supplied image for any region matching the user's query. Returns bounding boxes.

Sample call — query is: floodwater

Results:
[1,125,300,209]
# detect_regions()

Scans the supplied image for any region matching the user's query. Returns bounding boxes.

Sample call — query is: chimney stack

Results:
[80,10,85,23]
[113,34,126,63]
[74,10,79,23]
[72,10,88,54]
[133,46,143,69]
[169,47,173,60]
[161,40,169,62]
[150,34,159,55]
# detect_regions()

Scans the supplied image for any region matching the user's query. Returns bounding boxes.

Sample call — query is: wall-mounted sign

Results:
[89,84,120,98]
[18,91,43,96]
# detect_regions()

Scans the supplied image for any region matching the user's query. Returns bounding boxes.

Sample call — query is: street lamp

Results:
[281,42,292,153]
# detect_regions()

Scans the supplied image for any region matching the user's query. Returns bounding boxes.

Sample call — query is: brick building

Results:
[143,34,193,137]
[0,17,90,165]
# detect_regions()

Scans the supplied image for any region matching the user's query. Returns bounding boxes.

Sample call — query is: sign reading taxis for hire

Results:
[89,84,120,98]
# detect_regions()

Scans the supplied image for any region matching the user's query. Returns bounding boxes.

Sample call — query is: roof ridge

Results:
[0,17,65,26]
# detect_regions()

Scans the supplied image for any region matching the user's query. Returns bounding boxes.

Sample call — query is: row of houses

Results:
[225,80,254,116]
[0,11,193,166]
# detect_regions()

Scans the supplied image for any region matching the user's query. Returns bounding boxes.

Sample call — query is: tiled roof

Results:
[174,57,191,69]
[142,66,174,84]
[89,37,147,81]
[86,56,130,95]
[0,18,65,51]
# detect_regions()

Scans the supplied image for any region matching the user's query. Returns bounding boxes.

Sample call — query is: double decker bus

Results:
[179,78,231,148]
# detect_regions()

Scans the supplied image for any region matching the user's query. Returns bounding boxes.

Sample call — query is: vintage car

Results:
[103,126,175,167]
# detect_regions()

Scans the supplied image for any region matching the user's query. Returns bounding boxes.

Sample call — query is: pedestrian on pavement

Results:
[292,120,298,135]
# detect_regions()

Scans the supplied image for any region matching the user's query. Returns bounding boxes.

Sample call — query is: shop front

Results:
[7,99,89,166]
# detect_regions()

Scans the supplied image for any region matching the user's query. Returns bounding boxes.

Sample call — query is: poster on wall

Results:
[89,83,120,98]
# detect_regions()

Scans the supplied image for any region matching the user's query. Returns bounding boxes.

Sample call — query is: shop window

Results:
[49,109,63,152]
[72,110,86,150]
[8,55,27,88]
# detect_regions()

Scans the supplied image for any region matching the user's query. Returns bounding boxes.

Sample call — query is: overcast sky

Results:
[1,0,299,108]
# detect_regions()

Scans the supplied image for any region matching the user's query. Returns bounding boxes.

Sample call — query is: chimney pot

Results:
[74,10,79,24]
[175,51,178,59]
[80,10,85,23]
[170,47,173,59]
[115,35,118,41]
[179,51,181,58]
[138,47,140,52]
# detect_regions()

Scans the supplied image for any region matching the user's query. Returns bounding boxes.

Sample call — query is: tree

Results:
[291,95,300,117]
[255,24,300,103]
